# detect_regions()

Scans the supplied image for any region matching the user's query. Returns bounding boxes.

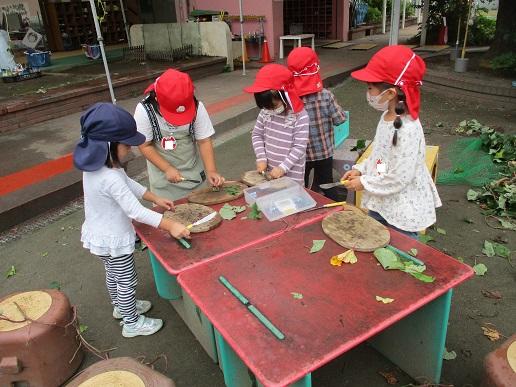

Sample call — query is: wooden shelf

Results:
[283,0,335,39]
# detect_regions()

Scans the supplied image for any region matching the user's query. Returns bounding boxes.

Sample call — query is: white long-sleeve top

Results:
[81,167,163,257]
[353,113,442,232]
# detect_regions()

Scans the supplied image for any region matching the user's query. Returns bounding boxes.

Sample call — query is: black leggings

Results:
[305,157,342,201]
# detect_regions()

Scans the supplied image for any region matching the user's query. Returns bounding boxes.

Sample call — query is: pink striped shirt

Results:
[252,109,310,184]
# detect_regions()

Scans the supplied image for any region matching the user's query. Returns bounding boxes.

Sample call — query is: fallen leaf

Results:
[41,252,48,257]
[436,227,447,235]
[482,241,495,257]
[375,296,394,304]
[493,242,510,259]
[473,263,488,276]
[291,292,303,300]
[330,256,343,266]
[500,219,516,230]
[374,248,405,270]
[456,256,465,263]
[248,203,262,220]
[378,370,398,385]
[467,189,479,201]
[443,348,457,360]
[419,234,435,244]
[5,265,16,278]
[49,281,61,290]
[463,217,474,224]
[481,289,502,299]
[310,240,326,254]
[481,325,501,341]
[79,324,88,334]
[408,248,418,257]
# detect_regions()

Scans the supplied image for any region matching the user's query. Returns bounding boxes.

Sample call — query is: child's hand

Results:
[154,197,174,210]
[270,167,285,179]
[169,222,191,239]
[256,161,267,173]
[344,175,364,191]
[165,166,183,183]
[207,171,225,187]
[342,169,361,181]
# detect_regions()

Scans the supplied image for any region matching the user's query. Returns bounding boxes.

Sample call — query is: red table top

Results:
[134,190,335,275]
[178,222,473,387]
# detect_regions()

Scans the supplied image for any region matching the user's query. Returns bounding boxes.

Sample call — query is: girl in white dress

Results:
[342,46,441,239]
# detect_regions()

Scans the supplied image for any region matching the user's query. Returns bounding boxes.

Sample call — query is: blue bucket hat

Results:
[73,103,146,171]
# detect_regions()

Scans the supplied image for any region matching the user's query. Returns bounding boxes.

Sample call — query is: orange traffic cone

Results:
[260,39,272,63]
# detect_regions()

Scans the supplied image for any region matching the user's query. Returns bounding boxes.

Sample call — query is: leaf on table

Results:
[378,371,398,385]
[248,203,262,220]
[436,227,447,235]
[330,250,358,265]
[443,348,457,360]
[482,240,496,257]
[223,185,241,196]
[330,256,343,266]
[473,263,488,276]
[79,324,88,334]
[375,296,394,304]
[419,234,435,244]
[481,325,501,341]
[481,289,502,299]
[310,240,326,254]
[402,263,427,274]
[408,248,418,257]
[5,265,16,279]
[407,271,436,283]
[233,206,246,213]
[219,204,237,220]
[467,189,479,201]
[291,292,303,300]
[49,281,61,290]
[373,248,405,270]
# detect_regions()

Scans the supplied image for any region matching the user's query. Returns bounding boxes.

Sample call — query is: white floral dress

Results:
[353,113,442,232]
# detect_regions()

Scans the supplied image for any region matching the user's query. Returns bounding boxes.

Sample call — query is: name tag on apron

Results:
[376,159,387,174]
[161,136,177,150]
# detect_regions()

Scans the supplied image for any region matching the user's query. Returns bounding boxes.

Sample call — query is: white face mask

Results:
[366,90,390,111]
[264,104,285,115]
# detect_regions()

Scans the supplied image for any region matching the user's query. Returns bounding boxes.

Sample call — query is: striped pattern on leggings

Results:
[98,253,139,325]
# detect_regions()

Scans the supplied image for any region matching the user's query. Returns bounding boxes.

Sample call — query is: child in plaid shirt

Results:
[287,47,347,199]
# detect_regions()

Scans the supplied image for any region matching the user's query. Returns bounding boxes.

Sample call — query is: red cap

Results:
[243,64,304,113]
[351,45,426,119]
[287,47,323,97]
[144,69,196,126]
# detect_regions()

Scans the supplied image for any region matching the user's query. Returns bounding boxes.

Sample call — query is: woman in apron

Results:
[134,69,225,200]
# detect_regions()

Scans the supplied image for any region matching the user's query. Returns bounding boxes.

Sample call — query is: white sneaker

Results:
[122,315,163,338]
[113,300,152,319]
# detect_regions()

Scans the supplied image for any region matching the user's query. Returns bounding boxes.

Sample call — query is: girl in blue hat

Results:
[74,103,190,338]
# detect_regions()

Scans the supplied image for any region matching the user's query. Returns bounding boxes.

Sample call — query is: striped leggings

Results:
[98,253,139,325]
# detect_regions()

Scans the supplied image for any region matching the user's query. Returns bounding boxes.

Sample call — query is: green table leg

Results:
[148,251,182,300]
[215,329,312,387]
[369,289,453,384]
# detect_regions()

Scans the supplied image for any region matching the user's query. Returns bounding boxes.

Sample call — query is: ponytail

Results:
[392,88,406,146]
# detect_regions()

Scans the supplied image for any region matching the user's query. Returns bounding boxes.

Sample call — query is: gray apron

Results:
[141,99,205,201]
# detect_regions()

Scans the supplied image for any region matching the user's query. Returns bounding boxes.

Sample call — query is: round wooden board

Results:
[322,206,390,252]
[0,291,52,332]
[187,181,247,205]
[164,203,222,233]
[241,170,271,186]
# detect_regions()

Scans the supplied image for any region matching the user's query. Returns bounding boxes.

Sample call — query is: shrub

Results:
[468,12,496,46]
[490,52,516,74]
[366,7,382,24]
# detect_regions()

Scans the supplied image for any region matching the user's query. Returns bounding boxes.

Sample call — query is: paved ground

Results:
[1,73,515,386]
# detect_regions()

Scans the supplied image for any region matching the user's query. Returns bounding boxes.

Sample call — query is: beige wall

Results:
[1,0,43,29]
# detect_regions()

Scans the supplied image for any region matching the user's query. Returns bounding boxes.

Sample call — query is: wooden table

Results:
[279,34,316,59]
[134,190,336,362]
[178,222,473,387]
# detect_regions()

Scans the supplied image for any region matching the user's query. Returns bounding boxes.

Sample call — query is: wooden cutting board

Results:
[241,170,272,186]
[322,205,390,252]
[164,203,222,233]
[187,181,247,205]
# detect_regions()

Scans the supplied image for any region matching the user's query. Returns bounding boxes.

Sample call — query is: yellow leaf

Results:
[481,325,501,341]
[375,296,395,304]
[342,250,358,264]
[330,256,343,266]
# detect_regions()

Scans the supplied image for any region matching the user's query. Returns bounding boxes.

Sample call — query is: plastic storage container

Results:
[24,50,51,67]
[334,111,350,148]
[244,177,316,221]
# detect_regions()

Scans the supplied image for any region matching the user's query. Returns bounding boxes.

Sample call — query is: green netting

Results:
[437,137,502,187]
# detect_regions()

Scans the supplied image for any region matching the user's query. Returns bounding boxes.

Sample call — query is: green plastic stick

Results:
[178,238,192,249]
[218,276,285,340]
[386,245,424,266]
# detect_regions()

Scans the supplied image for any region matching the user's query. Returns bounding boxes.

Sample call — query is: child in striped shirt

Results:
[244,64,309,184]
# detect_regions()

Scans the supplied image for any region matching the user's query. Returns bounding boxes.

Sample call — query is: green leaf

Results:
[291,292,303,300]
[309,240,326,254]
[407,271,435,283]
[41,252,48,257]
[473,263,488,276]
[79,324,88,334]
[49,281,61,290]
[5,265,16,278]
[219,204,236,220]
[443,348,457,360]
[408,248,418,257]
[467,189,479,201]
[436,227,447,235]
[248,203,262,220]
[419,234,435,244]
[493,242,510,259]
[456,256,465,263]
[375,296,394,304]
[500,219,516,230]
[373,248,405,270]
[223,185,242,196]
[482,240,495,257]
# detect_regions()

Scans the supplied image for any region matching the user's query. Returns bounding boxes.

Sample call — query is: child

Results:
[243,64,309,184]
[73,103,190,337]
[342,45,441,238]
[134,69,225,201]
[287,47,348,199]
